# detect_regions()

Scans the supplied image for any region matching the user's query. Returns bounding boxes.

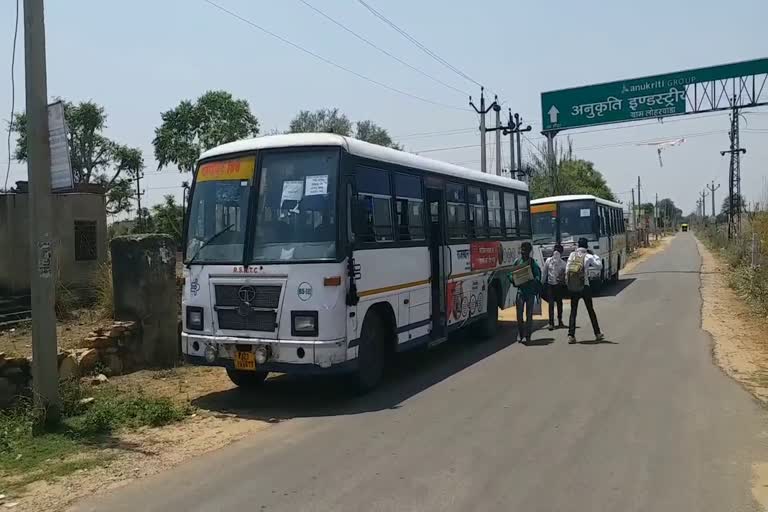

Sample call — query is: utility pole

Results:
[469,87,497,174]
[700,189,709,221]
[492,99,501,176]
[507,109,515,176]
[505,113,532,183]
[631,188,636,231]
[514,113,524,175]
[706,181,720,219]
[655,192,659,235]
[24,0,61,419]
[135,170,145,230]
[721,101,747,239]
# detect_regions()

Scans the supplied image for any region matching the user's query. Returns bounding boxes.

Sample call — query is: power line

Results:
[297,0,468,97]
[202,0,468,112]
[355,0,483,89]
[3,0,20,191]
[395,127,476,140]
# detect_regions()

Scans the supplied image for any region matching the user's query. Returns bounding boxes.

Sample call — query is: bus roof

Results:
[199,133,528,192]
[530,194,623,209]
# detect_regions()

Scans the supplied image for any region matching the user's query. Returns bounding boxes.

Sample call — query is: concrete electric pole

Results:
[24,0,61,419]
[706,181,720,219]
[493,98,501,176]
[469,87,497,174]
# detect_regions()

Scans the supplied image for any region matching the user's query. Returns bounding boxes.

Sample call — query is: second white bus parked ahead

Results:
[530,194,626,285]
[181,134,531,391]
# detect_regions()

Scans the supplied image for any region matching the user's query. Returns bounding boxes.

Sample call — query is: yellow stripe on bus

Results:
[358,279,431,297]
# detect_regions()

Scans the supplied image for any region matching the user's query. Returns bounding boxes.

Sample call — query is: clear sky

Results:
[1,0,767,220]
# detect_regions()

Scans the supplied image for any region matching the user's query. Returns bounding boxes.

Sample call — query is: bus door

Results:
[426,182,447,339]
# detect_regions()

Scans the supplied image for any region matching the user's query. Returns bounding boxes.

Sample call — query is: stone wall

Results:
[0,320,140,409]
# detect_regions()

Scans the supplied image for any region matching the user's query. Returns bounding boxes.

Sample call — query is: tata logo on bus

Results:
[470,241,501,270]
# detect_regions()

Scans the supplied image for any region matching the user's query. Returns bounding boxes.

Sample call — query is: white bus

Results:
[530,194,626,285]
[181,134,531,391]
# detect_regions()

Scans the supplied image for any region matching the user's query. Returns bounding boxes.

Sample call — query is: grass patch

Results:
[0,379,190,494]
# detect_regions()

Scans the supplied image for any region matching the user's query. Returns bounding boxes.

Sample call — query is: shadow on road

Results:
[193,319,538,422]
[522,337,555,347]
[595,277,636,297]
[575,339,619,345]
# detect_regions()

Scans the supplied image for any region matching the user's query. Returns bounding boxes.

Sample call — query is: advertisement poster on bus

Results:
[470,241,501,270]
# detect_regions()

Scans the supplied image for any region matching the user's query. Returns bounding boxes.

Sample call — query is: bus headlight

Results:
[254,346,268,364]
[186,306,204,331]
[291,311,318,337]
[204,344,217,363]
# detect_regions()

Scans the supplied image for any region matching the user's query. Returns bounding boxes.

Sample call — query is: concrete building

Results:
[0,185,107,297]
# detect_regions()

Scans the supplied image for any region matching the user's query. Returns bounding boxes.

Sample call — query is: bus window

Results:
[559,200,597,242]
[503,192,517,238]
[447,182,467,239]
[354,166,394,243]
[517,193,530,236]
[468,186,486,238]
[394,173,425,241]
[487,190,502,237]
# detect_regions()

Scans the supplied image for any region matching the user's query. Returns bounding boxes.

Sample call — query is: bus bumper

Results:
[181,332,355,374]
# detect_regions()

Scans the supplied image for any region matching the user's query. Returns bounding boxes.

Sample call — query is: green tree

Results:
[153,90,260,173]
[528,139,614,201]
[354,120,402,149]
[146,195,184,247]
[288,109,401,148]
[720,194,747,216]
[11,100,143,214]
[289,108,352,135]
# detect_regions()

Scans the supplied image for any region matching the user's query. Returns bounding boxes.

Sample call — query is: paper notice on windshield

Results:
[281,180,304,202]
[305,175,328,196]
[580,209,591,217]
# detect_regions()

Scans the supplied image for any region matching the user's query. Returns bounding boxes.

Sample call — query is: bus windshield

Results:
[559,200,598,242]
[186,157,254,264]
[532,205,557,244]
[251,149,339,262]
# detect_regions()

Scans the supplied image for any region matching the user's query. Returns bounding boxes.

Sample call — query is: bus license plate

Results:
[235,351,256,371]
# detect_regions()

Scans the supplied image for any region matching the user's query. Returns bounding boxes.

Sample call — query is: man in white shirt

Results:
[541,243,567,330]
[566,238,605,343]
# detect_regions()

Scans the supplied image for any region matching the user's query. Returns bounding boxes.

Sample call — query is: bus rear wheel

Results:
[352,312,387,393]
[226,368,269,389]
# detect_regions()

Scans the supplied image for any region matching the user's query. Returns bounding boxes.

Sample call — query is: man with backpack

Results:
[541,243,567,331]
[509,241,541,344]
[566,238,605,343]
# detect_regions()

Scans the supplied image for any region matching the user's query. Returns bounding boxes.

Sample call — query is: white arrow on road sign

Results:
[548,105,559,124]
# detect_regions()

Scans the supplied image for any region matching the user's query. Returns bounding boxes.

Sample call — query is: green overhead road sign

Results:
[541,58,768,133]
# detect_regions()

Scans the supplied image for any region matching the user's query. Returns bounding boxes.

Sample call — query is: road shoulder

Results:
[697,237,768,402]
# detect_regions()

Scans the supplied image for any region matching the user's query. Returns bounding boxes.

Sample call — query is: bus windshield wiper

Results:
[186,224,235,268]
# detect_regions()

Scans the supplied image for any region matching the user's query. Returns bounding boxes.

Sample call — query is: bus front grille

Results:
[214,285,282,309]
[217,309,278,332]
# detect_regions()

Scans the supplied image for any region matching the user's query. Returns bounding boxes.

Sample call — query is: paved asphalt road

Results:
[73,234,768,512]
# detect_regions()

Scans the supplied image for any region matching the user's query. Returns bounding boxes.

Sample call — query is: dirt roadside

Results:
[695,237,768,510]
[3,367,275,512]
[697,237,768,402]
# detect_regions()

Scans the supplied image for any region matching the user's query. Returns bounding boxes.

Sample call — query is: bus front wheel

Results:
[226,368,268,389]
[353,312,387,393]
